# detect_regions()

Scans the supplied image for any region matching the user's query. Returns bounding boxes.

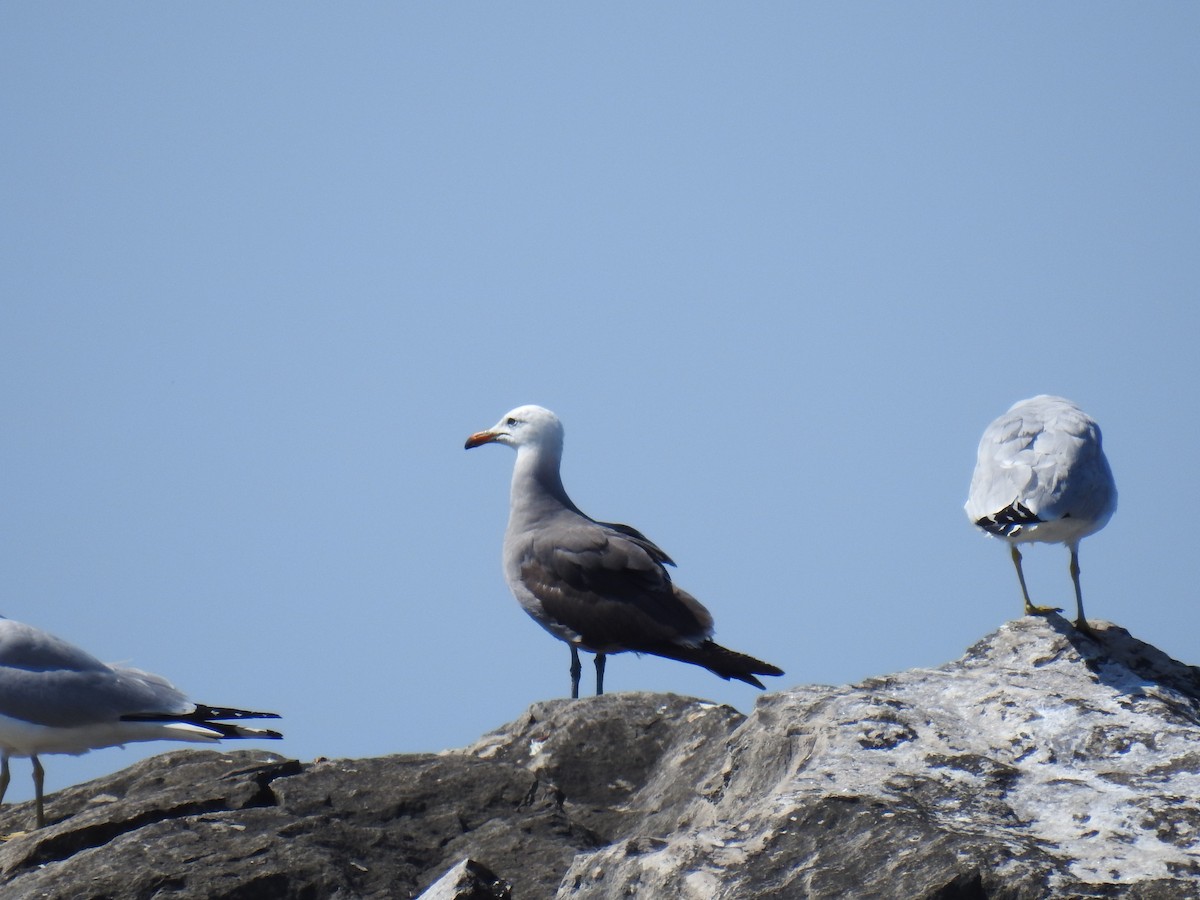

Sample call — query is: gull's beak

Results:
[464,429,499,449]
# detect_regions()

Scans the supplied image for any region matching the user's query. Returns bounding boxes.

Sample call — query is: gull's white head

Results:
[465,405,564,454]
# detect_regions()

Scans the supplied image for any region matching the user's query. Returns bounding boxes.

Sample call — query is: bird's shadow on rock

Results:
[1046,613,1200,724]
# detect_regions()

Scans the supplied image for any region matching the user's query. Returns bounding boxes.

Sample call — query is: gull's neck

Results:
[509,442,581,523]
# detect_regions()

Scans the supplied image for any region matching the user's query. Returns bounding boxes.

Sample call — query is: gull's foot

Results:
[1074,617,1096,637]
[1023,602,1062,616]
[0,830,30,842]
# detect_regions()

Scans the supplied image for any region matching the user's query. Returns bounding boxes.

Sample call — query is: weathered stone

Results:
[417,858,511,899]
[562,617,1200,898]
[0,616,1195,898]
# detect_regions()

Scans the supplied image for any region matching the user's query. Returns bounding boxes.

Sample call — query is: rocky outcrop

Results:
[561,616,1200,899]
[0,615,1197,898]
[0,695,740,899]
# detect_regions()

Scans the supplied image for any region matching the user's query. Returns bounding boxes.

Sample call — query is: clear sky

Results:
[1,5,1197,803]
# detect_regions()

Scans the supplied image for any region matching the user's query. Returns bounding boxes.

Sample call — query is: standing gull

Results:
[465,405,783,698]
[0,616,282,830]
[966,395,1117,632]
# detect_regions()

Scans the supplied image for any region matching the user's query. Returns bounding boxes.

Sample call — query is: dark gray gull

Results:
[0,616,281,830]
[966,395,1117,632]
[465,404,784,698]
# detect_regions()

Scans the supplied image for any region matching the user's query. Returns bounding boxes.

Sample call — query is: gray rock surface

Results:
[417,858,511,899]
[562,616,1200,899]
[0,616,1196,899]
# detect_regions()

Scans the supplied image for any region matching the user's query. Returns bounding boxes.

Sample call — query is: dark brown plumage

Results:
[466,405,783,698]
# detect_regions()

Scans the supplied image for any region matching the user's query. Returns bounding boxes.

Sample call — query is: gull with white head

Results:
[0,616,282,830]
[966,395,1117,632]
[465,405,784,698]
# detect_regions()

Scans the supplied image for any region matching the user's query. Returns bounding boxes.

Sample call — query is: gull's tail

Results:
[121,704,283,740]
[975,500,1043,538]
[649,640,784,690]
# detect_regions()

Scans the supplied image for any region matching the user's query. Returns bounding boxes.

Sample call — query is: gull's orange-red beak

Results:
[464,430,498,449]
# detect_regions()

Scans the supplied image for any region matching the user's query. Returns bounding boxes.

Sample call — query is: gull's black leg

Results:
[595,652,606,696]
[569,646,582,699]
[32,755,44,829]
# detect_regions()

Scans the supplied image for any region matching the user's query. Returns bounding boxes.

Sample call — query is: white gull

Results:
[966,395,1117,631]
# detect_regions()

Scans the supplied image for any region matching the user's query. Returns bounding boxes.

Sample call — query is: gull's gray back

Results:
[0,619,190,729]
[966,395,1116,544]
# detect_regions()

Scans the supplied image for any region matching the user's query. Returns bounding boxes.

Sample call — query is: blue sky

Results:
[1,5,1197,802]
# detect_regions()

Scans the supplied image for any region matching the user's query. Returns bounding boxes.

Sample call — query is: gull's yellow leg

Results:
[1011,545,1061,616]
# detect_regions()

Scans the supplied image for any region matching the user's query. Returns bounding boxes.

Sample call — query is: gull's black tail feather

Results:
[121,704,283,739]
[647,640,784,689]
[193,720,283,740]
[976,500,1043,538]
[189,705,282,723]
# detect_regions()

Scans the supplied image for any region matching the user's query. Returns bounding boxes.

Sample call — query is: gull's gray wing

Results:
[966,396,1114,528]
[0,619,191,729]
[517,515,714,651]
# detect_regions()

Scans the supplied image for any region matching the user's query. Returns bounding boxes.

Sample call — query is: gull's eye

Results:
[505,417,518,426]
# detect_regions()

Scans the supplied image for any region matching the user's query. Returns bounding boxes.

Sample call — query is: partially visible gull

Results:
[0,617,282,829]
[966,395,1117,632]
[465,404,784,698]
